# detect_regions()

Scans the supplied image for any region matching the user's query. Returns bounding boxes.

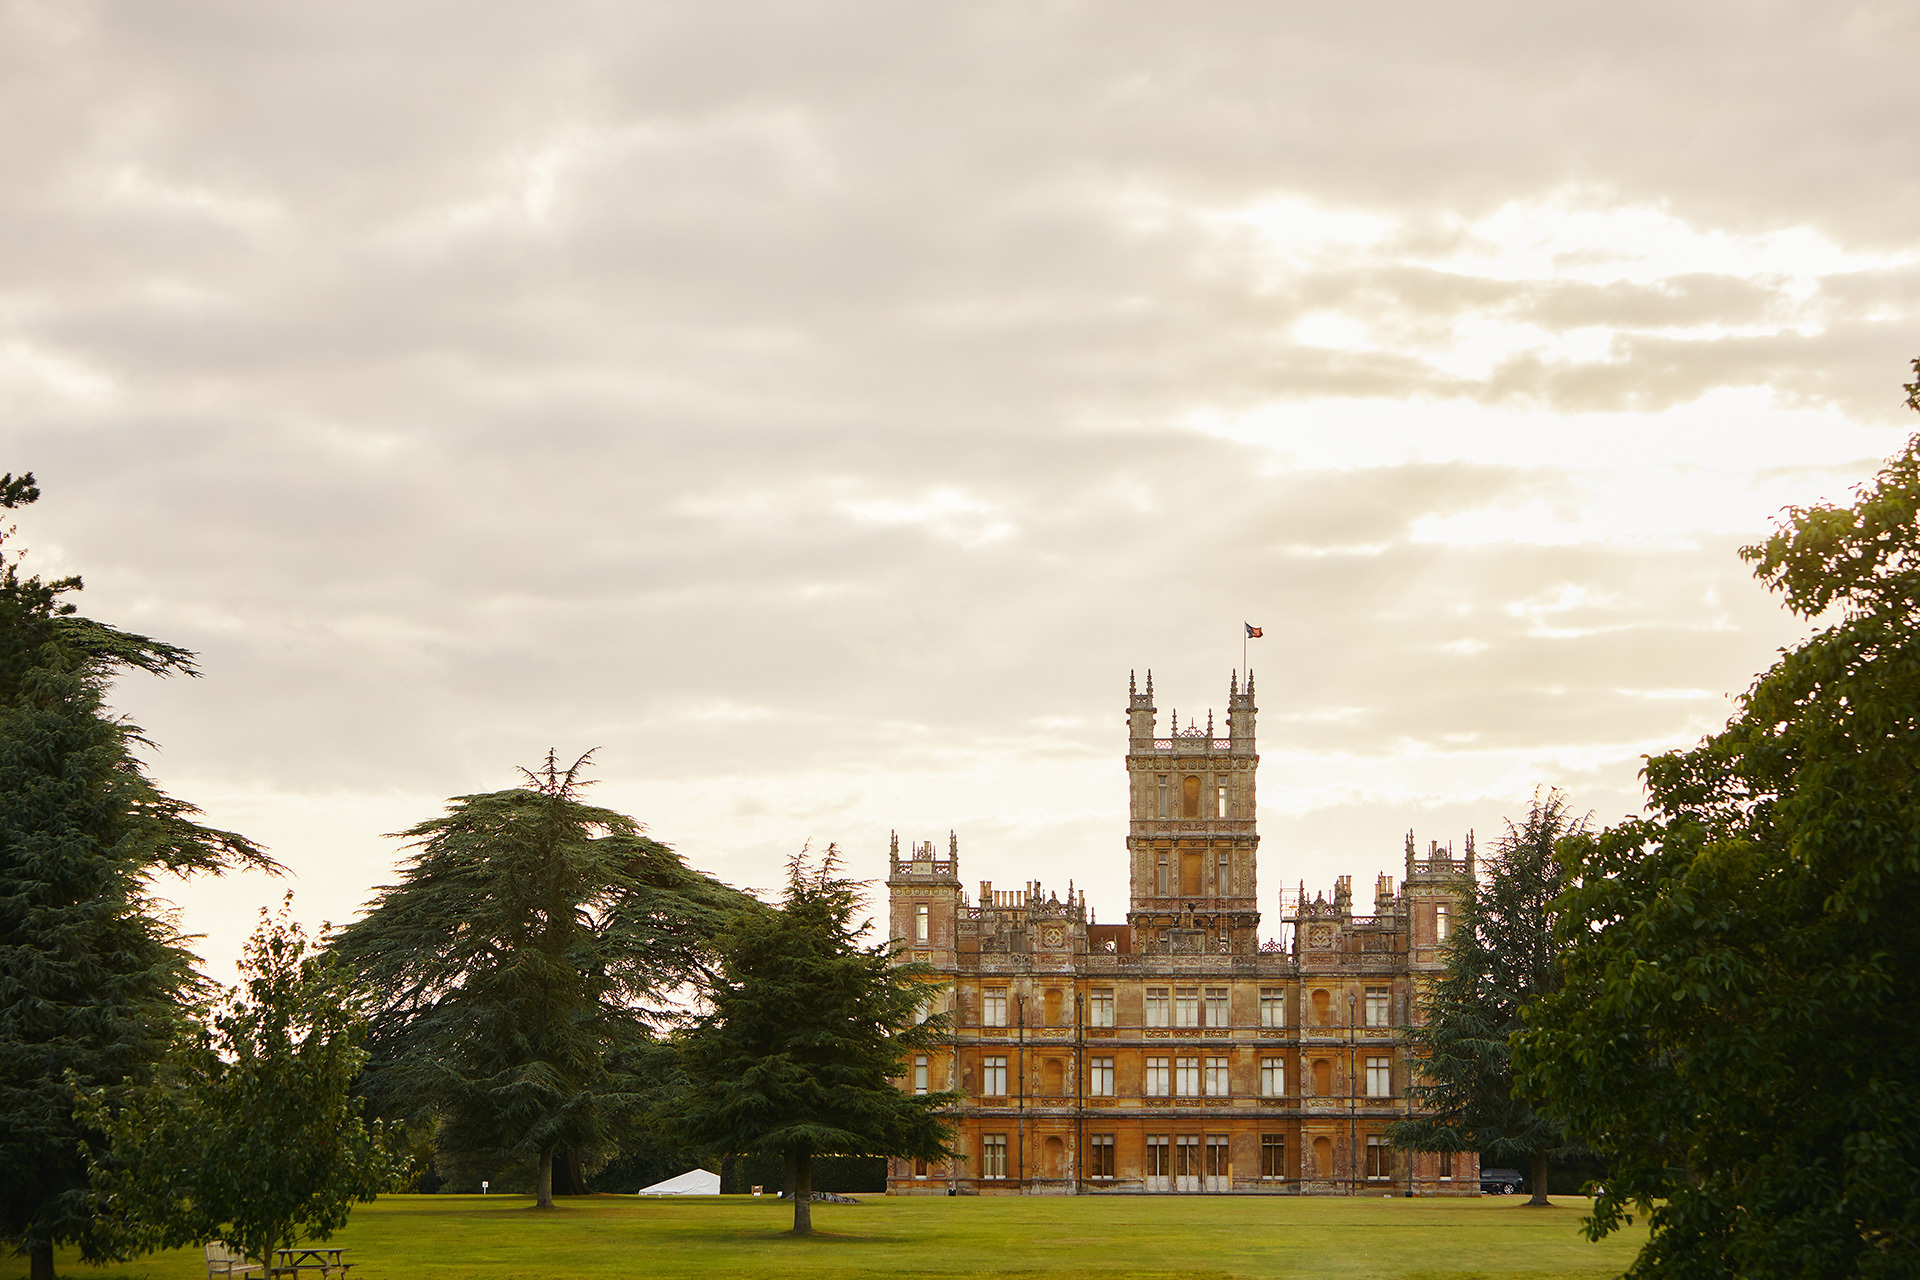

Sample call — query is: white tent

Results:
[634,1168,722,1196]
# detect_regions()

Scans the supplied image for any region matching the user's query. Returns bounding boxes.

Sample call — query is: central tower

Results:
[1123,670,1261,953]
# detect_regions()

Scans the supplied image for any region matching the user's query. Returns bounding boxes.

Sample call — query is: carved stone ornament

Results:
[1041,924,1066,949]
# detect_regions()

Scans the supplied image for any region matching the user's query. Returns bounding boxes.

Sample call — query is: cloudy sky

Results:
[7,1,1917,981]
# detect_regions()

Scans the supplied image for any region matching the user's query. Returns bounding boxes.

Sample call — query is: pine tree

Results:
[678,846,956,1234]
[0,474,274,1280]
[1387,790,1586,1205]
[327,752,755,1208]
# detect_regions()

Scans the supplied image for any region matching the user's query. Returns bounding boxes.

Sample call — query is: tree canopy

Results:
[327,752,755,1207]
[1387,792,1587,1205]
[0,474,275,1280]
[79,902,398,1270]
[1515,381,1920,1277]
[677,846,955,1234]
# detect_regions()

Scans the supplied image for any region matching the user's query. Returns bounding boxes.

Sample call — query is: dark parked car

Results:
[1479,1167,1526,1195]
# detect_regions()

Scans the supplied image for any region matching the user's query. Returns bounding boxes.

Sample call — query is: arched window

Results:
[1182,775,1201,817]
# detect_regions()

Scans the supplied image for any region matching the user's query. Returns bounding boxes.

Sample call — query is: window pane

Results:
[1175,1057,1199,1097]
[1260,988,1284,1028]
[1175,988,1198,1027]
[1091,1057,1114,1097]
[1261,1057,1284,1097]
[1146,1056,1169,1097]
[1204,987,1228,1026]
[1365,987,1389,1027]
[1090,990,1114,1027]
[1204,1056,1228,1096]
[1146,988,1169,1027]
[984,988,1007,1026]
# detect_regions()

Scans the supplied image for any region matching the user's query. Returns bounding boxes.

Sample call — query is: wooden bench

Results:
[205,1242,264,1280]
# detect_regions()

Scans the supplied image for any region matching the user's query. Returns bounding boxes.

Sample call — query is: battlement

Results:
[886,830,959,881]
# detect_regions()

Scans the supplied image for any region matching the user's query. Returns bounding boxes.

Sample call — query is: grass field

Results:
[4,1193,1644,1280]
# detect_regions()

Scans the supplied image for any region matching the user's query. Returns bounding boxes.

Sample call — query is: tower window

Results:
[1436,904,1451,942]
[914,1055,928,1095]
[1156,850,1170,896]
[1182,775,1201,817]
[1216,779,1229,818]
[915,904,929,943]
[1156,775,1169,818]
[1217,850,1231,895]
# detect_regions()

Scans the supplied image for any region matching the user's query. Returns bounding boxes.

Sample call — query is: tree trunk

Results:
[29,1239,54,1280]
[783,1150,796,1199]
[1527,1150,1551,1206]
[789,1150,813,1235]
[536,1148,555,1209]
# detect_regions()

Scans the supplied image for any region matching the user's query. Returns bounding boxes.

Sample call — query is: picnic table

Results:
[273,1247,352,1280]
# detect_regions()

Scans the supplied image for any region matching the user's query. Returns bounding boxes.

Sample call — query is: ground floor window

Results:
[1439,1150,1453,1181]
[914,1157,927,1179]
[1366,1137,1389,1180]
[1147,1135,1169,1177]
[1088,1135,1115,1179]
[1175,1134,1201,1178]
[1261,1134,1285,1179]
[983,1134,1007,1180]
[1206,1135,1229,1179]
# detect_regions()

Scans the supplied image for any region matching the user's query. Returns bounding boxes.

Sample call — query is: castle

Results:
[884,670,1479,1195]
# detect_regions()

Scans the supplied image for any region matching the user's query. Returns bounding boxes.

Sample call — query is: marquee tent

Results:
[635,1168,722,1196]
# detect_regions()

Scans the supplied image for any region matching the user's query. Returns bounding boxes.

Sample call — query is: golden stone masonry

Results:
[885,670,1480,1195]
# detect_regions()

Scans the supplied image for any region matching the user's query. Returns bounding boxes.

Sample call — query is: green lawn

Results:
[7,1193,1644,1280]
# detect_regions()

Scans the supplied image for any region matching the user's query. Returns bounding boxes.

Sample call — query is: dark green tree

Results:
[677,846,956,1235]
[79,901,399,1270]
[0,475,274,1280]
[1515,375,1920,1278]
[1386,791,1587,1205]
[327,752,754,1209]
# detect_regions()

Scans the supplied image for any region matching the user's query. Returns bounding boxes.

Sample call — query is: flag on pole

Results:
[1244,623,1263,639]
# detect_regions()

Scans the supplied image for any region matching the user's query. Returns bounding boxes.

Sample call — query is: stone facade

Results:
[885,670,1480,1195]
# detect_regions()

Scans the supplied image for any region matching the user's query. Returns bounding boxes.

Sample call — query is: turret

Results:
[1127,669,1157,746]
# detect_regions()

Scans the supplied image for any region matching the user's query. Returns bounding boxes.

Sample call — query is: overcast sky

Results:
[7,1,1918,982]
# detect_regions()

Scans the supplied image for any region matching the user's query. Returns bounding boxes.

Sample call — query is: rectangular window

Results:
[983,1134,1007,1180]
[1216,779,1229,818]
[1366,1056,1391,1098]
[1203,1056,1229,1097]
[1156,775,1169,818]
[1145,988,1170,1027]
[1175,1135,1200,1178]
[1365,987,1389,1027]
[1439,1150,1454,1181]
[1204,987,1228,1027]
[1090,1057,1114,1097]
[1435,904,1451,942]
[1175,1056,1200,1097]
[1145,1056,1170,1097]
[914,1055,928,1095]
[1147,1135,1169,1177]
[1089,989,1114,1027]
[1156,850,1170,896]
[1206,1134,1229,1178]
[1260,1057,1285,1097]
[1366,1137,1389,1180]
[984,988,1007,1027]
[914,1157,927,1179]
[1261,1134,1286,1179]
[1175,988,1199,1027]
[983,1055,1007,1097]
[1217,850,1231,894]
[1260,988,1285,1028]
[1089,1135,1115,1179]
[915,904,929,943]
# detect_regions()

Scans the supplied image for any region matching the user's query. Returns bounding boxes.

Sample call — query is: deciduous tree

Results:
[0,475,274,1280]
[79,902,398,1270]
[677,846,955,1234]
[328,752,753,1208]
[1515,374,1920,1277]
[1386,791,1587,1205]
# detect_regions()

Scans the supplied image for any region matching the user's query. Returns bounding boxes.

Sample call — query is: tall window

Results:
[1261,1134,1286,1179]
[1175,988,1199,1027]
[1366,1137,1389,1180]
[1366,1056,1391,1098]
[1147,1135,1169,1178]
[1145,1057,1170,1097]
[914,1055,928,1095]
[1260,988,1285,1027]
[1215,779,1229,818]
[984,988,1007,1027]
[1156,851,1170,896]
[1145,988,1170,1027]
[983,1134,1007,1180]
[1182,775,1201,817]
[1175,1057,1200,1097]
[1435,904,1450,942]
[1206,1135,1229,1179]
[1089,989,1114,1027]
[1203,1056,1229,1096]
[1203,987,1228,1026]
[1217,850,1231,894]
[1365,987,1389,1027]
[1156,775,1169,817]
[915,904,929,943]
[914,1157,927,1179]
[1090,1057,1114,1097]
[1439,1150,1454,1181]
[1089,1135,1115,1179]
[983,1056,1007,1096]
[1261,1057,1285,1097]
